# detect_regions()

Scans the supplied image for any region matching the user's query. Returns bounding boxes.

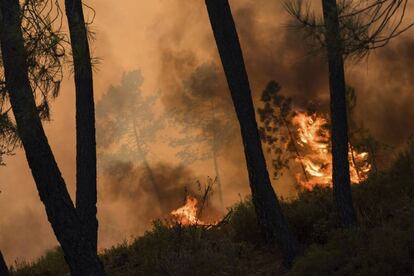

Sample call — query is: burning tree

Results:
[285,0,413,227]
[257,81,308,182]
[258,82,371,190]
[292,111,371,189]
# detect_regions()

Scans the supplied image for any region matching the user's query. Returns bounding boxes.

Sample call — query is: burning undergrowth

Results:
[99,161,221,241]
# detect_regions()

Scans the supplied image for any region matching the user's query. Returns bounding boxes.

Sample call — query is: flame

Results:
[292,112,371,190]
[170,195,205,225]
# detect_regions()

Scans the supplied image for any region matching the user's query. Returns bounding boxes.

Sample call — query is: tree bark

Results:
[0,251,9,276]
[64,0,98,251]
[205,0,300,266]
[322,0,357,227]
[0,1,105,274]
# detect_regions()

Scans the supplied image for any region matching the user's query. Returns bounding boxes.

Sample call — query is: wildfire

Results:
[292,112,371,190]
[170,195,205,225]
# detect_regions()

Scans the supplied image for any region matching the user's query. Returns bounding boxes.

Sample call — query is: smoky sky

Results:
[1,0,414,264]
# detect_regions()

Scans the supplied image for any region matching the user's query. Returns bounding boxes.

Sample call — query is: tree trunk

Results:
[0,251,9,276]
[0,1,105,274]
[205,0,300,266]
[322,0,357,227]
[64,0,98,251]
[212,144,224,210]
[211,99,224,210]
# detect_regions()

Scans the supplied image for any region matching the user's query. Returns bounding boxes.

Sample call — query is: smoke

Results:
[98,160,222,250]
[1,0,414,264]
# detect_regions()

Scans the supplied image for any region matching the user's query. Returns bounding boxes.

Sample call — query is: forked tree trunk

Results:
[64,0,99,252]
[322,0,357,227]
[0,251,9,276]
[0,1,104,274]
[205,0,300,266]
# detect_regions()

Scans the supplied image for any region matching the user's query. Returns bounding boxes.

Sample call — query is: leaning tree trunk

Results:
[65,0,98,251]
[0,250,9,276]
[0,1,104,274]
[205,0,300,266]
[322,0,357,227]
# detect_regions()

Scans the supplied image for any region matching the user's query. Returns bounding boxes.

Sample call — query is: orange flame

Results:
[292,112,371,190]
[170,195,205,225]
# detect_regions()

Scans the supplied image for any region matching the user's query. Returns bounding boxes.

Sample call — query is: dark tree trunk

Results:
[0,1,105,274]
[64,0,98,251]
[0,251,9,276]
[205,0,300,266]
[322,0,357,227]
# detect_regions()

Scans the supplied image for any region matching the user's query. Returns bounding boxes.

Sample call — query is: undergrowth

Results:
[10,141,414,275]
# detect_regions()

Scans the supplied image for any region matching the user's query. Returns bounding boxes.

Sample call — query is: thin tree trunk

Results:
[132,118,165,213]
[212,145,224,209]
[0,1,104,274]
[205,0,300,266]
[210,99,224,210]
[64,0,99,252]
[322,0,357,227]
[0,251,9,276]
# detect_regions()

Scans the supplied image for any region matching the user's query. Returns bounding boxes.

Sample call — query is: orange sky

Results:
[1,0,414,264]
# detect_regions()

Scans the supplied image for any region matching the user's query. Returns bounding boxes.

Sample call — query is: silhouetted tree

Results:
[64,0,99,251]
[0,0,104,274]
[257,81,310,184]
[321,0,357,226]
[0,250,8,276]
[205,0,300,266]
[286,0,413,227]
[96,70,166,212]
[286,0,414,59]
[0,0,66,166]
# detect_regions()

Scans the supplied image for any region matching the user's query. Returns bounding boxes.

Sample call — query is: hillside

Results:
[10,141,414,275]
